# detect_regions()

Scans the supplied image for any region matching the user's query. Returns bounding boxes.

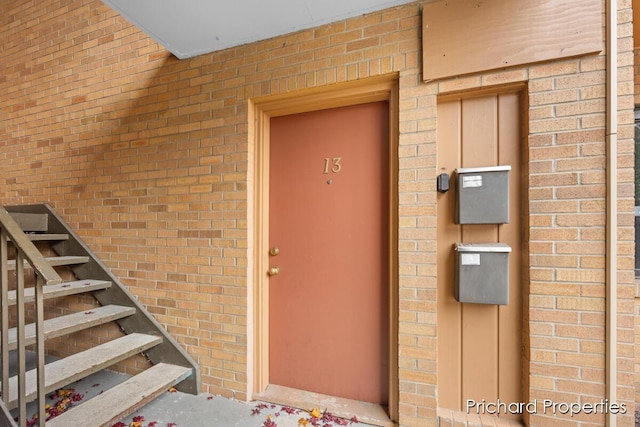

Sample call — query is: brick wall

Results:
[1,0,635,425]
[633,0,640,414]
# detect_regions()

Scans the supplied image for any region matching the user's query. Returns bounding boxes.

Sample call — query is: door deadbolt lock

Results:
[267,267,280,276]
[269,247,280,256]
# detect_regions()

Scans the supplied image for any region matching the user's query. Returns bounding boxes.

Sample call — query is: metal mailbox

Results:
[456,165,511,224]
[455,243,511,305]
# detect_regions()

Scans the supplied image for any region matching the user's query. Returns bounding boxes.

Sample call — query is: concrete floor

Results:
[6,351,379,426]
[119,387,371,427]
[15,366,377,427]
[112,369,378,427]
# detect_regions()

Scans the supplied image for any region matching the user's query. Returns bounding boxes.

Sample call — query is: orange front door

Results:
[268,101,389,405]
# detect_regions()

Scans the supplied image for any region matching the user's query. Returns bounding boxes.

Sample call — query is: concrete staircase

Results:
[0,204,199,427]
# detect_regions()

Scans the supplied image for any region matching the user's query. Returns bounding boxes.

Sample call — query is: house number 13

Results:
[323,157,342,174]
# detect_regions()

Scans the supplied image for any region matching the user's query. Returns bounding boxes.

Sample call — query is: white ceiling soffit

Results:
[102,0,416,59]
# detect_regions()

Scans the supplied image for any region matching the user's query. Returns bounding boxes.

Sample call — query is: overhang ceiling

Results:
[102,0,417,59]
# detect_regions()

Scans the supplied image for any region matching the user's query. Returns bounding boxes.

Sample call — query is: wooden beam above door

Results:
[422,0,603,81]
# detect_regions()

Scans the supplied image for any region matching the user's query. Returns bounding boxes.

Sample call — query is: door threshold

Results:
[254,384,395,427]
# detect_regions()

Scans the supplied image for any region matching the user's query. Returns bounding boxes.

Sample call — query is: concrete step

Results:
[8,213,48,233]
[46,363,192,427]
[25,234,68,242]
[6,255,89,271]
[6,279,111,306]
[7,233,68,242]
[4,333,163,410]
[5,305,136,351]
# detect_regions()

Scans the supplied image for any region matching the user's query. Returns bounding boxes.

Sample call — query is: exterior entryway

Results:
[267,101,390,405]
[436,88,524,420]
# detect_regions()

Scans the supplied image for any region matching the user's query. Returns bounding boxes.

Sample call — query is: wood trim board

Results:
[422,0,604,81]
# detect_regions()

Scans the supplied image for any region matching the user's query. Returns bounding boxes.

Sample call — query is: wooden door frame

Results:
[249,74,399,421]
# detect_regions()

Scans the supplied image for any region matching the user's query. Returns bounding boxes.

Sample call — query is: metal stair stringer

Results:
[7,204,200,395]
[0,400,16,427]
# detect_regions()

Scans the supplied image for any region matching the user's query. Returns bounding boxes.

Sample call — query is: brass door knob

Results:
[269,247,280,256]
[268,267,280,276]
